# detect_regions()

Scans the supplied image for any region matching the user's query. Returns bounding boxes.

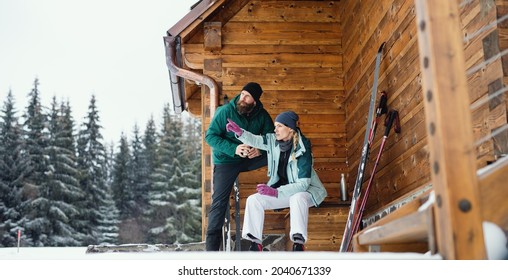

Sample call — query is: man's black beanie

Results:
[242,82,263,102]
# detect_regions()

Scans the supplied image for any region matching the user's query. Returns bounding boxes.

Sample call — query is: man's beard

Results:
[236,100,255,115]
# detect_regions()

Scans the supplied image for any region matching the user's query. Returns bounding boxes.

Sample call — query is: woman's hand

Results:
[226,118,243,137]
[257,184,278,197]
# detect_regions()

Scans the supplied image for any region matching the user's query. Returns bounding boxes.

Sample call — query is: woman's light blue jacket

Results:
[237,129,327,207]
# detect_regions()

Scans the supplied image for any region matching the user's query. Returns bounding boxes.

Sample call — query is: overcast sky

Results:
[0,0,196,144]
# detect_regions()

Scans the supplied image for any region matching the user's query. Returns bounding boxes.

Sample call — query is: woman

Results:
[226,111,327,251]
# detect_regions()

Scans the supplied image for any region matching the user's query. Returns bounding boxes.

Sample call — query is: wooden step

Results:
[478,156,508,231]
[352,190,434,253]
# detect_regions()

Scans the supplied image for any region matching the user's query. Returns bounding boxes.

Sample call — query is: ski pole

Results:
[348,110,401,251]
[223,195,231,251]
[368,91,388,145]
[234,177,241,251]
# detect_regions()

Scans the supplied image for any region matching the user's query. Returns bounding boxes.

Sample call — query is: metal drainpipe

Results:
[164,34,218,205]
[164,35,219,116]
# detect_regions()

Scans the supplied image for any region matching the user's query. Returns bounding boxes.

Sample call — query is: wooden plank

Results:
[342,0,395,72]
[184,53,342,69]
[352,189,432,252]
[343,0,414,89]
[478,156,508,231]
[231,0,341,23]
[356,206,433,246]
[285,206,349,251]
[183,43,342,56]
[204,22,222,51]
[221,67,343,90]
[414,0,486,259]
[222,22,340,45]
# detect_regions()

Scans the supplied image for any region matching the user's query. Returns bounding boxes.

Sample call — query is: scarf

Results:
[277,139,292,152]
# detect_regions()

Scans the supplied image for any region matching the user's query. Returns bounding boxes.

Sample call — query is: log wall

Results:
[339,0,507,217]
[175,0,508,248]
[182,0,345,240]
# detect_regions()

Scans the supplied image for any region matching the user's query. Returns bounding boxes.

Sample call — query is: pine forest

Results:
[0,79,202,247]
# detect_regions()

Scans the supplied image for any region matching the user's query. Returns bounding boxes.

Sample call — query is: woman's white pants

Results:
[242,192,314,243]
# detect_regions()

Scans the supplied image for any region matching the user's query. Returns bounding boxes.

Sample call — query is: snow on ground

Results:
[1,246,441,260]
[0,247,505,280]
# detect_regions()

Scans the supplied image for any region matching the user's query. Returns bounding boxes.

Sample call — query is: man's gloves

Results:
[226,118,243,137]
[257,184,278,197]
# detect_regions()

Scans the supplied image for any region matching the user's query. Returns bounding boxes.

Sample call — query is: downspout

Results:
[164,34,218,210]
[164,35,219,116]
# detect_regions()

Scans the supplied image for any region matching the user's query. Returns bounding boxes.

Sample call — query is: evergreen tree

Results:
[176,115,202,242]
[140,117,159,241]
[76,95,119,245]
[0,91,30,246]
[130,124,150,217]
[142,117,159,181]
[169,112,201,243]
[145,106,179,244]
[111,133,134,218]
[104,141,115,187]
[96,187,120,245]
[21,78,51,246]
[39,97,83,246]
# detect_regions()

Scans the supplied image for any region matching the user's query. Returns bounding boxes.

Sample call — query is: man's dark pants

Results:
[206,154,267,251]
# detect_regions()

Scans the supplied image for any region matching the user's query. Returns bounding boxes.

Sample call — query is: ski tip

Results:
[378,42,386,53]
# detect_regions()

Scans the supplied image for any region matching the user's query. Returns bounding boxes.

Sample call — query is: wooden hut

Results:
[163,0,508,259]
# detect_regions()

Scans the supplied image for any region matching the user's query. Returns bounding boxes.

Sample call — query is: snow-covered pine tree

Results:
[130,124,150,218]
[21,79,51,246]
[76,95,119,245]
[96,188,120,245]
[142,117,159,178]
[111,133,135,219]
[41,97,83,246]
[167,112,201,244]
[113,124,151,243]
[139,117,159,242]
[176,115,202,243]
[104,141,115,187]
[145,105,179,244]
[0,90,30,247]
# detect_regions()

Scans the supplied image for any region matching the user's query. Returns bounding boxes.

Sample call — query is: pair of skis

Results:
[339,42,401,252]
[342,108,401,252]
[351,109,400,238]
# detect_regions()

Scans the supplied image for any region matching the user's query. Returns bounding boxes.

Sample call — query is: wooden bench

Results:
[284,204,349,251]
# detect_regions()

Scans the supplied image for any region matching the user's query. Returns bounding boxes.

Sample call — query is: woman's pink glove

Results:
[226,118,243,137]
[257,184,278,197]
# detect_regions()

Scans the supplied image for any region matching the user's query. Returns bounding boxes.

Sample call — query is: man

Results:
[205,82,274,251]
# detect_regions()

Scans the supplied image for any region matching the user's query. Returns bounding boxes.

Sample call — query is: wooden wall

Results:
[339,0,430,217]
[176,0,508,241]
[180,0,345,238]
[494,0,508,157]
[463,0,508,164]
[339,0,507,218]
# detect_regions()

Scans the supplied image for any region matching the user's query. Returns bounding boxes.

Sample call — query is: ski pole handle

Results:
[376,91,388,117]
[393,110,401,133]
[384,110,400,136]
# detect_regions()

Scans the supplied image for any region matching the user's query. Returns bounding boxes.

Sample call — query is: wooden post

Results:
[414,0,487,259]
